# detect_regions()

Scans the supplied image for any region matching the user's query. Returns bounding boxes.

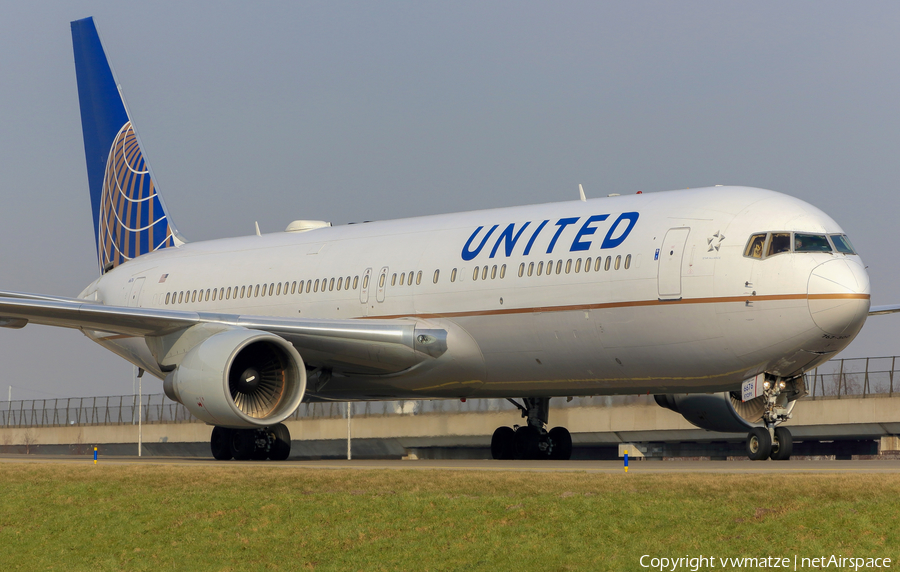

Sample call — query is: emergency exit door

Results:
[657,228,690,300]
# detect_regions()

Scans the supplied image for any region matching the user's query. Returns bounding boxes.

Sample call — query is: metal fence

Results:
[0,394,194,428]
[807,356,897,398]
[1,355,896,429]
[0,392,648,429]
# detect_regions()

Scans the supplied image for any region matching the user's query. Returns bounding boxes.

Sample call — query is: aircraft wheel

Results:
[269,423,292,461]
[549,427,572,460]
[770,427,793,460]
[514,425,540,460]
[210,426,234,461]
[251,439,269,461]
[746,427,772,461]
[231,429,257,461]
[491,426,515,460]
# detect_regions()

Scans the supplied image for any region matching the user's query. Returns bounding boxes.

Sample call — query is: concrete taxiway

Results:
[1,455,899,473]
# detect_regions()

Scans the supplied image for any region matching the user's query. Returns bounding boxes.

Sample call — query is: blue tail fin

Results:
[71,17,182,274]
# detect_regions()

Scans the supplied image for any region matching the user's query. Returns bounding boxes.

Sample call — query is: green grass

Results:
[0,463,897,571]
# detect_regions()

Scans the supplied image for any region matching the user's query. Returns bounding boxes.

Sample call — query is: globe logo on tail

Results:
[98,122,174,273]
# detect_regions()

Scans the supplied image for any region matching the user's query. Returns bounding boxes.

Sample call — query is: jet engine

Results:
[163,328,306,428]
[654,391,769,433]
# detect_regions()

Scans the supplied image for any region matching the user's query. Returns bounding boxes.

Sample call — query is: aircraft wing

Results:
[0,295,447,375]
[868,304,900,316]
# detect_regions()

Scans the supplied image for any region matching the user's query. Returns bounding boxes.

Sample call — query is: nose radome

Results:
[807,259,870,336]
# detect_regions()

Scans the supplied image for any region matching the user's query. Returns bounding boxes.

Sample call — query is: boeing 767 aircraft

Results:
[0,18,892,461]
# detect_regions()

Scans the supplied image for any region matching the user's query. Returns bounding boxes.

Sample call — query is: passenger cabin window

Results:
[744,233,766,259]
[451,268,457,282]
[794,233,832,253]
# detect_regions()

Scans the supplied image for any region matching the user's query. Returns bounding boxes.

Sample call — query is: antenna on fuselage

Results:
[578,184,586,202]
[255,221,261,236]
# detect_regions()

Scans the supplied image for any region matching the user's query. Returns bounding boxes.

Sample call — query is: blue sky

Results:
[1,2,899,399]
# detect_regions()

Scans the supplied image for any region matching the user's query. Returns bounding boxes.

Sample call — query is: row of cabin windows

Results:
[519,254,630,277]
[471,264,507,281]
[391,270,424,287]
[447,255,632,283]
[164,275,361,305]
[162,254,633,306]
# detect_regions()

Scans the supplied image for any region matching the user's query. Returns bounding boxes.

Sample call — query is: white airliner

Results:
[0,18,892,461]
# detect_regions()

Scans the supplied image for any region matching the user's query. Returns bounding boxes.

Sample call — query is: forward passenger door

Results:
[658,228,690,300]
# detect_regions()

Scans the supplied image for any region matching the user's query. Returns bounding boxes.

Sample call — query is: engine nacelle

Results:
[654,391,768,433]
[163,329,306,428]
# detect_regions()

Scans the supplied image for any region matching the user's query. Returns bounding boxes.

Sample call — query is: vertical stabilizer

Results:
[71,17,183,274]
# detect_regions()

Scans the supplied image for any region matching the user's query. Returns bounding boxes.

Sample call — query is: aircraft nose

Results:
[807,258,870,337]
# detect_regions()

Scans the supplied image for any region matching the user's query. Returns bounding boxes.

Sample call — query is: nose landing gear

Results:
[490,397,573,460]
[745,375,800,461]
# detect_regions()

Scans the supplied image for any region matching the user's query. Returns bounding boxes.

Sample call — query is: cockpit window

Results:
[767,233,791,257]
[746,231,854,260]
[794,233,832,253]
[830,234,857,255]
[744,233,766,258]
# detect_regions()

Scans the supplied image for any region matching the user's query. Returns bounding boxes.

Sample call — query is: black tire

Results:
[514,425,540,460]
[746,427,772,461]
[269,423,291,461]
[770,427,793,460]
[251,435,269,461]
[210,426,234,461]
[231,429,257,461]
[491,426,516,460]
[548,427,572,460]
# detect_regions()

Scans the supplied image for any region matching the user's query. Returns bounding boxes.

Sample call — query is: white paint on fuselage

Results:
[81,186,870,400]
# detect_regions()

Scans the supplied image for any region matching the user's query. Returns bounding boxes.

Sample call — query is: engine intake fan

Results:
[164,329,306,428]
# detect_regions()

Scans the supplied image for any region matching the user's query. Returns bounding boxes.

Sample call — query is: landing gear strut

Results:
[491,397,572,460]
[210,423,292,461]
[745,375,798,461]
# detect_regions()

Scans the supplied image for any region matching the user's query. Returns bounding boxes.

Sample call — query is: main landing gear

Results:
[746,376,796,461]
[490,397,573,460]
[210,423,292,461]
